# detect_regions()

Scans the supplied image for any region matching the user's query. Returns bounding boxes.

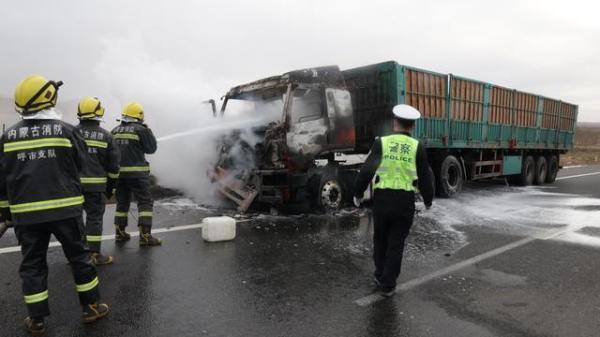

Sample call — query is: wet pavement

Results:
[1,165,600,337]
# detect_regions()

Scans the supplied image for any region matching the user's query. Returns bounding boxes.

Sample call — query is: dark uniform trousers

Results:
[114,177,153,228]
[372,189,415,291]
[83,192,106,253]
[15,217,99,318]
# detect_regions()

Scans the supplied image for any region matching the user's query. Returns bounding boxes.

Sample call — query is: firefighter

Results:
[354,104,434,297]
[0,75,109,335]
[112,102,162,246]
[76,97,120,265]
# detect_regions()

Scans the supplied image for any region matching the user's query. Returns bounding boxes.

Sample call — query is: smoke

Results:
[92,35,271,203]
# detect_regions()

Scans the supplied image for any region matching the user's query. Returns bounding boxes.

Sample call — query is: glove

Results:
[106,179,116,199]
[353,196,363,208]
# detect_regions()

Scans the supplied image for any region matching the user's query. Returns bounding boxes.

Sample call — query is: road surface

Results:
[1,165,599,337]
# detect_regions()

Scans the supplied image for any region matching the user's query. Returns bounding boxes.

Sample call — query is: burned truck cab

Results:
[212,66,356,211]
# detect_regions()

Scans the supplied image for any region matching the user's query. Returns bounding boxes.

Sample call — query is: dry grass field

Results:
[564,124,600,165]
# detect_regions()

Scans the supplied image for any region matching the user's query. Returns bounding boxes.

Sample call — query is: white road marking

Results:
[354,224,587,307]
[556,172,600,180]
[0,223,203,255]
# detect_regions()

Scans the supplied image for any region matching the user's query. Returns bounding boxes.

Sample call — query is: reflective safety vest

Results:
[373,134,419,192]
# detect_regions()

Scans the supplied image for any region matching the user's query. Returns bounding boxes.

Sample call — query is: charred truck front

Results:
[209,66,357,212]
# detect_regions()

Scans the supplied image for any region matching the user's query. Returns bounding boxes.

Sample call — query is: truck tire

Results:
[436,155,463,198]
[316,172,345,212]
[516,155,535,186]
[534,156,547,185]
[545,155,559,183]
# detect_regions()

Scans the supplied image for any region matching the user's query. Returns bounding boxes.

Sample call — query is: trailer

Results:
[209,61,577,211]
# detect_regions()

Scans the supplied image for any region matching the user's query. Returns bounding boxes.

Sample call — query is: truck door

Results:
[325,88,355,151]
[286,88,329,159]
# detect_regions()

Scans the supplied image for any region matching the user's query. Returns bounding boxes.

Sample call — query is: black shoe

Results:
[139,226,162,246]
[82,303,110,323]
[378,287,396,297]
[91,253,114,266]
[24,317,45,336]
[139,233,162,246]
[115,226,130,242]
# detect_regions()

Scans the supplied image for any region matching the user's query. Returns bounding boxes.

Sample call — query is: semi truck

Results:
[209,61,578,212]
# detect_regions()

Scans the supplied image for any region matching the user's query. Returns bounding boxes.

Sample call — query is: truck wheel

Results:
[317,173,344,211]
[436,155,463,198]
[534,156,547,185]
[545,155,559,183]
[517,155,535,186]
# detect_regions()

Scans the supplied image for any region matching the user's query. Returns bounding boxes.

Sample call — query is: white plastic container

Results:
[202,216,236,242]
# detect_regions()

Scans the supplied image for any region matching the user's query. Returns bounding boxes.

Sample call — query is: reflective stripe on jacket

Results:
[0,119,87,225]
[76,120,120,192]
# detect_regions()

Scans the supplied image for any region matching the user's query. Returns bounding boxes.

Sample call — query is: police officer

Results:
[76,97,120,265]
[112,102,162,246]
[354,104,434,297]
[0,75,109,335]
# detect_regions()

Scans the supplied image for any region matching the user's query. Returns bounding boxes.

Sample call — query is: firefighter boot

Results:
[82,303,110,323]
[24,317,45,336]
[115,225,130,242]
[139,226,162,246]
[91,252,114,266]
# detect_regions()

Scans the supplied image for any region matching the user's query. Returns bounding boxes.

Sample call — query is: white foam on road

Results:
[356,169,600,306]
[421,185,600,247]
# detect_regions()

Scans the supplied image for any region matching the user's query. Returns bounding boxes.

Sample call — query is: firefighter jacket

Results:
[0,118,88,226]
[111,121,157,179]
[76,119,120,193]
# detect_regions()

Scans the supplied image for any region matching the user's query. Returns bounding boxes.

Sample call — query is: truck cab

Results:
[211,66,356,211]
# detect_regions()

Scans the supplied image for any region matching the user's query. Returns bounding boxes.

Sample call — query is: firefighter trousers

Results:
[83,192,106,253]
[14,217,100,318]
[372,189,415,291]
[114,177,153,228]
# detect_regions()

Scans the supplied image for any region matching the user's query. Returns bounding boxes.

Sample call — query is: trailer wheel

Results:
[516,155,536,186]
[534,156,547,185]
[545,155,559,183]
[436,155,463,198]
[317,173,345,212]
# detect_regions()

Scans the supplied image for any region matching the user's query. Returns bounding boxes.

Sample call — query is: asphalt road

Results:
[1,165,599,337]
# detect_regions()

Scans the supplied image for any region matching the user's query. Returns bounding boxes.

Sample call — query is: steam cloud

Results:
[92,36,270,204]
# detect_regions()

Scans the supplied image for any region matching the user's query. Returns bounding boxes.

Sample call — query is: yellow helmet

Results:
[14,75,63,115]
[78,96,105,119]
[122,101,144,121]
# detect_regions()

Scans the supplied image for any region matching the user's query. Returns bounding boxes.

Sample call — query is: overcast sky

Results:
[1,0,599,123]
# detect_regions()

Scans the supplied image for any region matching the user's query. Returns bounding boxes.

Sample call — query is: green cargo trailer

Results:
[344,61,577,197]
[212,61,578,211]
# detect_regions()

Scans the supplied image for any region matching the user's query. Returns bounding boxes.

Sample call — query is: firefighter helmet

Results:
[14,75,63,115]
[78,96,105,119]
[122,102,144,121]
